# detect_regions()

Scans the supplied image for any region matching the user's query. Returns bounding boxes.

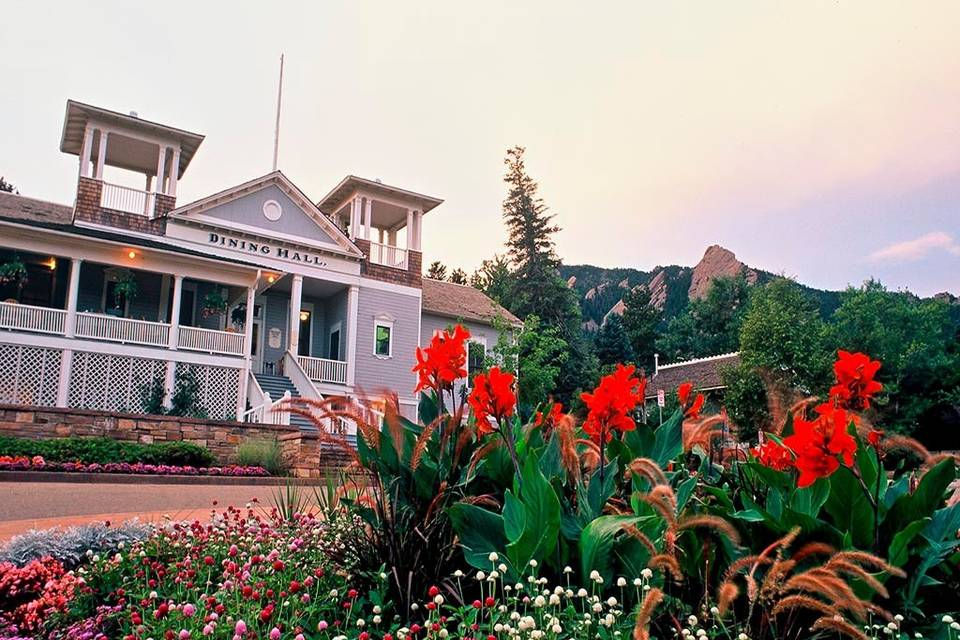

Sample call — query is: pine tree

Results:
[426,261,448,281]
[621,286,660,370]
[595,313,634,368]
[501,147,577,328]
[471,254,514,306]
[449,268,468,285]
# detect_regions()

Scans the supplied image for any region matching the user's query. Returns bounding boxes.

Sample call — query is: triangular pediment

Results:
[170,172,362,257]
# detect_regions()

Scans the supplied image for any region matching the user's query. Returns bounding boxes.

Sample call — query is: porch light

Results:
[266,274,276,284]
[127,250,137,259]
[46,257,57,270]
[299,310,310,322]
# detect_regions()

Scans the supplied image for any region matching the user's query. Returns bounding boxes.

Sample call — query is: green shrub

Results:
[0,436,215,467]
[236,438,286,475]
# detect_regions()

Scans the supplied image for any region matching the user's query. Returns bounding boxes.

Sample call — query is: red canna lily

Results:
[829,350,882,410]
[468,366,517,434]
[581,364,647,444]
[752,439,795,472]
[783,402,857,488]
[677,380,706,419]
[412,324,471,394]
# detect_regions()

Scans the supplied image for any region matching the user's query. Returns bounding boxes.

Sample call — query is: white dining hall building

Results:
[0,100,519,438]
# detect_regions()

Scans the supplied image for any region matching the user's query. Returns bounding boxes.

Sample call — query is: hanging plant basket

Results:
[231,303,247,329]
[0,257,28,287]
[201,291,229,318]
[112,269,138,305]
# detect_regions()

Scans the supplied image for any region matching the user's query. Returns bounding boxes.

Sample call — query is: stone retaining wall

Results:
[0,404,323,478]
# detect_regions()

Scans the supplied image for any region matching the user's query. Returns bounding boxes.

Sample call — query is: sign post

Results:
[656,389,665,426]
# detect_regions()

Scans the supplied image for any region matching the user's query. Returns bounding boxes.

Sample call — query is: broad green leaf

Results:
[732,509,765,522]
[579,515,644,582]
[888,519,928,567]
[790,478,830,517]
[650,409,683,466]
[448,503,508,571]
[503,490,525,543]
[505,454,561,571]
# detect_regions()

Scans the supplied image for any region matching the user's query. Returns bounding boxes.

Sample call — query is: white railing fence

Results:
[75,313,170,347]
[367,241,408,270]
[0,301,67,335]
[178,325,245,356]
[241,390,292,425]
[297,355,348,385]
[100,181,153,217]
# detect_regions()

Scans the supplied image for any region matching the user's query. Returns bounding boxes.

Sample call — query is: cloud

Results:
[867,231,960,263]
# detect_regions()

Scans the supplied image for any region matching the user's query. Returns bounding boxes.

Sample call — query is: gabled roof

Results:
[170,171,364,258]
[59,100,204,178]
[0,192,262,269]
[645,352,741,399]
[317,175,443,215]
[421,278,522,327]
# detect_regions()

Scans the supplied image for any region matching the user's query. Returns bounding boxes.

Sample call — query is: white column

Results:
[168,275,184,349]
[163,361,177,410]
[155,146,167,195]
[237,285,257,421]
[288,274,303,356]
[79,126,94,178]
[387,228,397,265]
[406,209,414,247]
[65,258,82,338]
[363,197,373,240]
[169,148,180,197]
[408,210,422,251]
[350,198,359,238]
[95,130,108,180]
[345,284,359,386]
[56,350,73,408]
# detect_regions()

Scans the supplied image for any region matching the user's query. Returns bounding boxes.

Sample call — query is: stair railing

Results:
[241,390,292,425]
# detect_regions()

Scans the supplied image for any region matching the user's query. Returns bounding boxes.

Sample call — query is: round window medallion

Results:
[262,200,282,221]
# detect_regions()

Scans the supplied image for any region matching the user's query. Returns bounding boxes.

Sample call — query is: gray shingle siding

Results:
[199,185,336,245]
[354,286,421,401]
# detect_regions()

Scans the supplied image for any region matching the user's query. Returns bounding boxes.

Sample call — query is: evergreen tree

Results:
[621,286,660,370]
[426,261,448,281]
[595,314,634,368]
[500,146,578,328]
[471,254,514,307]
[449,268,468,285]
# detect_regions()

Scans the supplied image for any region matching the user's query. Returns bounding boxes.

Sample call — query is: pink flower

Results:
[203,624,214,636]
[318,621,328,631]
[270,627,281,640]
[182,603,196,617]
[235,620,247,635]
[179,630,190,640]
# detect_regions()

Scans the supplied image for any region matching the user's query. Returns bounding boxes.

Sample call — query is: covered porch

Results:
[0,248,249,357]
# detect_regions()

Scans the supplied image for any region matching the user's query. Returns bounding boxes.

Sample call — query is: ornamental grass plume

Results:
[717,527,905,640]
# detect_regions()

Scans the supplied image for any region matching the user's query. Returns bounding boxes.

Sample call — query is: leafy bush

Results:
[236,438,286,475]
[0,521,150,568]
[0,436,216,467]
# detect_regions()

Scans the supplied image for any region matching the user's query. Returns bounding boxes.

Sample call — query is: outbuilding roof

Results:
[645,352,741,399]
[421,277,522,327]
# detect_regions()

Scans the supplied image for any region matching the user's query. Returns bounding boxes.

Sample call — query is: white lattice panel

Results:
[68,351,167,413]
[0,344,62,407]
[175,363,241,420]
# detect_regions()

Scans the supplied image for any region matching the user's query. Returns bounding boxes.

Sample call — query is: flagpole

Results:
[272,54,284,172]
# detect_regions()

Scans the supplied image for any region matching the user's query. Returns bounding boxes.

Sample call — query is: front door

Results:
[251,298,265,373]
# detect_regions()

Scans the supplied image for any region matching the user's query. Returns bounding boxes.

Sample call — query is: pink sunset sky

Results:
[2,1,958,295]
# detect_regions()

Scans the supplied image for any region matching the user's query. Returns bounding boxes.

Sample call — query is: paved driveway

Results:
[0,482,283,541]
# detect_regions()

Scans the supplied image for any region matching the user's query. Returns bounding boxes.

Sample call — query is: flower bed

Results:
[0,456,268,477]
[4,327,958,640]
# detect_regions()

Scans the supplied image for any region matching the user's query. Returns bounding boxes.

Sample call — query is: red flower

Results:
[468,367,517,433]
[830,350,882,410]
[581,364,646,444]
[867,428,884,448]
[413,325,471,393]
[677,381,705,419]
[534,402,564,429]
[752,439,794,472]
[783,403,857,488]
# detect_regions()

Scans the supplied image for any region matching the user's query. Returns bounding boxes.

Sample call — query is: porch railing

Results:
[297,355,348,385]
[0,301,67,335]
[75,312,170,347]
[100,181,153,217]
[178,326,245,356]
[241,390,292,425]
[367,241,408,270]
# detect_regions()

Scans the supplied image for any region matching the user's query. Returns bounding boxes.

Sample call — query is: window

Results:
[468,340,487,378]
[374,319,393,358]
[328,326,341,360]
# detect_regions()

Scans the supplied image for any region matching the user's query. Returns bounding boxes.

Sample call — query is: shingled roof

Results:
[421,278,522,327]
[645,352,741,399]
[0,191,73,224]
